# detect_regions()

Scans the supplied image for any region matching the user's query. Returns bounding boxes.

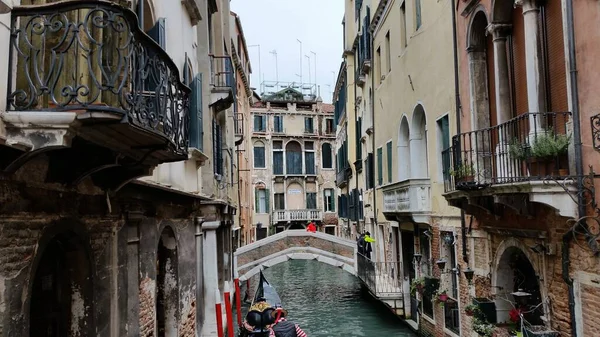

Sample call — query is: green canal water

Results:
[238,260,417,337]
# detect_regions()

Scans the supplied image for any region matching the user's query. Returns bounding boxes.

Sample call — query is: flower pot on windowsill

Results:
[438,293,448,302]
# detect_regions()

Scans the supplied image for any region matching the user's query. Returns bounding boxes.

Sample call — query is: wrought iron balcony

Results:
[382,179,431,224]
[6,0,190,159]
[233,112,244,145]
[336,164,352,188]
[209,54,234,111]
[441,112,577,218]
[443,112,572,192]
[272,209,323,224]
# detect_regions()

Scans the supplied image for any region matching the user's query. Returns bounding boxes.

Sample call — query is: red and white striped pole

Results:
[215,289,224,337]
[224,281,234,337]
[234,278,242,327]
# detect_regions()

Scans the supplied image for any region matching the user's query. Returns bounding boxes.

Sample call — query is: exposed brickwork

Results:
[139,276,156,337]
[236,235,354,270]
[0,219,45,278]
[179,300,196,337]
[322,213,338,226]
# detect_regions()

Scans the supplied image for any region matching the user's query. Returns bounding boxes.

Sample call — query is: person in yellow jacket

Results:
[363,231,375,260]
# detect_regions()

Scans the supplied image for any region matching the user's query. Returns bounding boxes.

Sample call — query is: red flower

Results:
[509,308,522,323]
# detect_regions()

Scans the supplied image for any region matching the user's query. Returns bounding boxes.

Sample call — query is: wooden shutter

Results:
[377,147,383,185]
[265,189,270,213]
[189,74,203,150]
[387,142,392,183]
[255,188,259,211]
[331,190,336,211]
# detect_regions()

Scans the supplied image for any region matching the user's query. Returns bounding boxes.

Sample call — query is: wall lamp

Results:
[413,253,422,264]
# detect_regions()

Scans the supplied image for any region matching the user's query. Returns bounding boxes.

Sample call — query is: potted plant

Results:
[509,138,530,161]
[450,163,476,188]
[410,277,426,295]
[464,303,480,317]
[472,317,495,337]
[529,131,571,176]
[435,289,449,306]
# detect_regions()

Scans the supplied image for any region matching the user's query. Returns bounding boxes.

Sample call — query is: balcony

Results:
[336,165,352,188]
[1,0,189,185]
[272,209,323,224]
[442,112,577,218]
[209,55,234,111]
[382,179,431,224]
[233,112,244,145]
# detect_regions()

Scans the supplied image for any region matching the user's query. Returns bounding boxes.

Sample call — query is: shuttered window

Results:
[322,143,333,168]
[304,117,314,133]
[377,147,383,186]
[305,152,315,174]
[415,0,422,30]
[324,189,335,212]
[255,188,269,213]
[189,74,203,150]
[274,115,284,133]
[273,151,283,174]
[254,115,266,132]
[254,143,265,168]
[306,192,317,209]
[365,153,375,189]
[145,18,166,91]
[386,141,393,183]
[274,193,285,210]
[213,120,223,175]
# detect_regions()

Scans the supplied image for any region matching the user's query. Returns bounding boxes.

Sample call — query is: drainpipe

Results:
[354,53,361,234]
[449,0,468,263]
[562,0,582,336]
[370,23,378,233]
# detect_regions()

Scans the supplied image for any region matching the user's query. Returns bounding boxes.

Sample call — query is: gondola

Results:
[238,271,285,337]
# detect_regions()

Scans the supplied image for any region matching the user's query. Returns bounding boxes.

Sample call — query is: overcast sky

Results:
[231,0,344,103]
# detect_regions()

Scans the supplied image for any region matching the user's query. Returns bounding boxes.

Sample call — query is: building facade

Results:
[0,0,251,336]
[447,1,600,337]
[251,86,337,241]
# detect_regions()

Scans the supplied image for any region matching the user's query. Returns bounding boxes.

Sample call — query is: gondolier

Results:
[269,308,307,337]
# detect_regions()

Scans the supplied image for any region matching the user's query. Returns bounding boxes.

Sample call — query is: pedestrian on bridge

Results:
[306,221,317,233]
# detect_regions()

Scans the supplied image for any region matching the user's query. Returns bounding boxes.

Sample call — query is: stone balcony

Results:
[272,209,323,224]
[382,179,431,224]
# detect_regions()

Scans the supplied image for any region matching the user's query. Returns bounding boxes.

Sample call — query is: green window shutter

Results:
[265,188,270,213]
[387,142,392,183]
[415,0,422,30]
[442,116,450,150]
[377,147,383,185]
[255,188,259,211]
[189,74,203,150]
[331,190,336,211]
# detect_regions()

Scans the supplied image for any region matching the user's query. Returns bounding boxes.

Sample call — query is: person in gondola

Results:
[241,300,276,337]
[269,307,307,337]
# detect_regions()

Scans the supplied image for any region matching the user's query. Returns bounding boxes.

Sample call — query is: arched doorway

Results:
[494,246,543,325]
[30,231,93,337]
[157,227,179,337]
[398,116,411,180]
[410,105,428,178]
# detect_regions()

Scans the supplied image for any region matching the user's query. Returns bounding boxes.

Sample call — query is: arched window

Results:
[322,143,333,168]
[253,142,265,168]
[410,105,428,178]
[286,141,302,174]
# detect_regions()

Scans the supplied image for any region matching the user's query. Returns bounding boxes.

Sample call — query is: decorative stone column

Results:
[200,220,222,337]
[518,0,547,135]
[487,23,513,126]
[488,23,514,180]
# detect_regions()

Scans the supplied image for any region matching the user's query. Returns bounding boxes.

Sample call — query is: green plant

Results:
[450,163,475,179]
[435,289,449,307]
[509,138,530,161]
[530,131,571,160]
[464,303,481,317]
[410,277,426,295]
[472,317,495,337]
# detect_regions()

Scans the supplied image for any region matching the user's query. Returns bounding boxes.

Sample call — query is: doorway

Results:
[157,227,178,337]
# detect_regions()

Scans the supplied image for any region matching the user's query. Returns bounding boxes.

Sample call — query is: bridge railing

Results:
[357,253,403,298]
[272,209,323,223]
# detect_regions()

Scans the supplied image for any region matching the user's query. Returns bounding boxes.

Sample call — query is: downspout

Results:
[450,0,468,263]
[370,21,377,232]
[354,62,361,233]
[562,0,582,335]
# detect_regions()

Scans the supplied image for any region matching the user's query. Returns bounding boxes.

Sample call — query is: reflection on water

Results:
[239,260,417,337]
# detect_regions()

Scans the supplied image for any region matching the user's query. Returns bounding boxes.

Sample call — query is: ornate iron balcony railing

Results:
[7,0,190,155]
[443,112,572,192]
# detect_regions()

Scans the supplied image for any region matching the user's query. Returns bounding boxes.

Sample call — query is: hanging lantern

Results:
[436,258,447,271]
[511,289,532,307]
[463,268,475,283]
[413,253,422,264]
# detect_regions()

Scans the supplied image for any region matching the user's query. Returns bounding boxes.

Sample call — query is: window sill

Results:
[443,328,460,337]
[254,166,267,169]
[421,313,435,325]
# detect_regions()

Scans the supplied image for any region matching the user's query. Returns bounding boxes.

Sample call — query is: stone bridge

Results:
[234,230,357,281]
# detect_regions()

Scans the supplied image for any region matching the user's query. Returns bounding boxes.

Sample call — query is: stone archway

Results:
[398,116,410,181]
[29,230,94,337]
[492,239,544,325]
[157,226,179,337]
[410,105,428,178]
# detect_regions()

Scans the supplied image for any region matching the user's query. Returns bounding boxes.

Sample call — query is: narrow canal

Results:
[238,260,417,337]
